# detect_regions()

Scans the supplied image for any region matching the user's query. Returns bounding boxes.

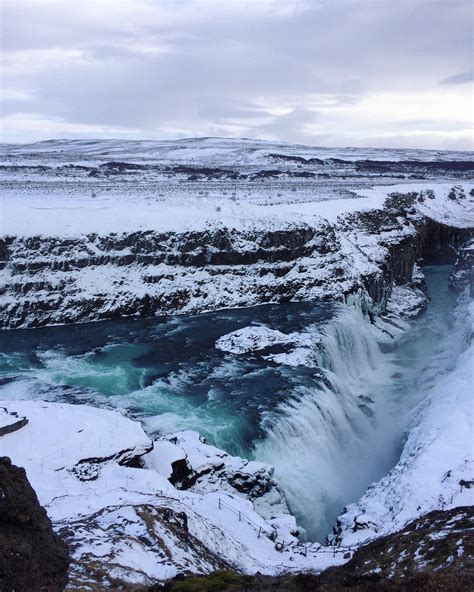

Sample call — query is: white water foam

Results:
[254,267,458,541]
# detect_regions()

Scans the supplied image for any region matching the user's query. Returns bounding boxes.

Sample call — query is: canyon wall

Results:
[1,189,472,330]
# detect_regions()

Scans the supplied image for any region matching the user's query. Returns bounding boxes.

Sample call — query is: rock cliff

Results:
[0,456,70,591]
[1,185,472,330]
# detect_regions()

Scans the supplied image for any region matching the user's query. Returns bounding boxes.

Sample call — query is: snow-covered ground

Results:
[1,181,473,238]
[1,136,473,237]
[0,400,348,588]
[0,190,390,238]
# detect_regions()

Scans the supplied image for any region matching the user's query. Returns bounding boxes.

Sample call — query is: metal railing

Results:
[217,496,370,558]
[218,496,274,540]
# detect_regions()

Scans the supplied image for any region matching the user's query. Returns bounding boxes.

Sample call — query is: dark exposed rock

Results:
[100,161,149,173]
[355,159,474,174]
[450,238,474,294]
[169,457,197,489]
[289,170,315,178]
[327,506,474,580]
[250,169,283,179]
[267,153,324,165]
[0,456,70,592]
[0,408,28,437]
[421,219,472,265]
[169,165,238,179]
[152,570,474,591]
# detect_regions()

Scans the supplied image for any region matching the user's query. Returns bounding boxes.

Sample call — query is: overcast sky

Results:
[1,0,473,149]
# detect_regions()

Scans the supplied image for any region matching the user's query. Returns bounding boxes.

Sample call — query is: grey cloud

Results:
[253,108,321,144]
[1,0,473,148]
[440,71,474,85]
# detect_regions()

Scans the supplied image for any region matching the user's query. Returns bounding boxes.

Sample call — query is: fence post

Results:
[238,511,241,522]
[333,545,336,557]
[218,498,221,510]
[258,526,261,538]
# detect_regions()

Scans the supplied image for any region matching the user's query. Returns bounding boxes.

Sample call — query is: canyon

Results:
[0,138,472,589]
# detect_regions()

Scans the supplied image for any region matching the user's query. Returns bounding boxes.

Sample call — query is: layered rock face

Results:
[2,187,472,330]
[451,237,474,293]
[0,224,343,329]
[0,456,69,592]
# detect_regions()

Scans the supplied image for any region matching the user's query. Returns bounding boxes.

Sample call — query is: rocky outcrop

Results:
[150,431,275,497]
[60,503,228,590]
[342,191,473,308]
[325,506,474,581]
[0,408,28,437]
[0,224,348,329]
[0,456,70,592]
[1,400,322,588]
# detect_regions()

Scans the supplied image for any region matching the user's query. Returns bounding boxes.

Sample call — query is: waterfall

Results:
[254,301,402,540]
[254,267,460,541]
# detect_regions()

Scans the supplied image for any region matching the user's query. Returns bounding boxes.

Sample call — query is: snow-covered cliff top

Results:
[1,138,472,237]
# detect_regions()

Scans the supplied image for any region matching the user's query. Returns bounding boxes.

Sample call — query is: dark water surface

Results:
[0,301,337,456]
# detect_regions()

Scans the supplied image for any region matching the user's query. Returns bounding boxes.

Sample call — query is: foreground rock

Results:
[326,506,474,582]
[0,456,69,592]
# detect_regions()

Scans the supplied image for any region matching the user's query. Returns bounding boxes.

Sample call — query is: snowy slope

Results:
[0,400,349,588]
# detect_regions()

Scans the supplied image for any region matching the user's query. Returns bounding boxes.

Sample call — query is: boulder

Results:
[0,456,70,591]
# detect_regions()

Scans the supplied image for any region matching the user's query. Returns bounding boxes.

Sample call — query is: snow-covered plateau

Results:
[0,138,473,588]
[1,138,473,329]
